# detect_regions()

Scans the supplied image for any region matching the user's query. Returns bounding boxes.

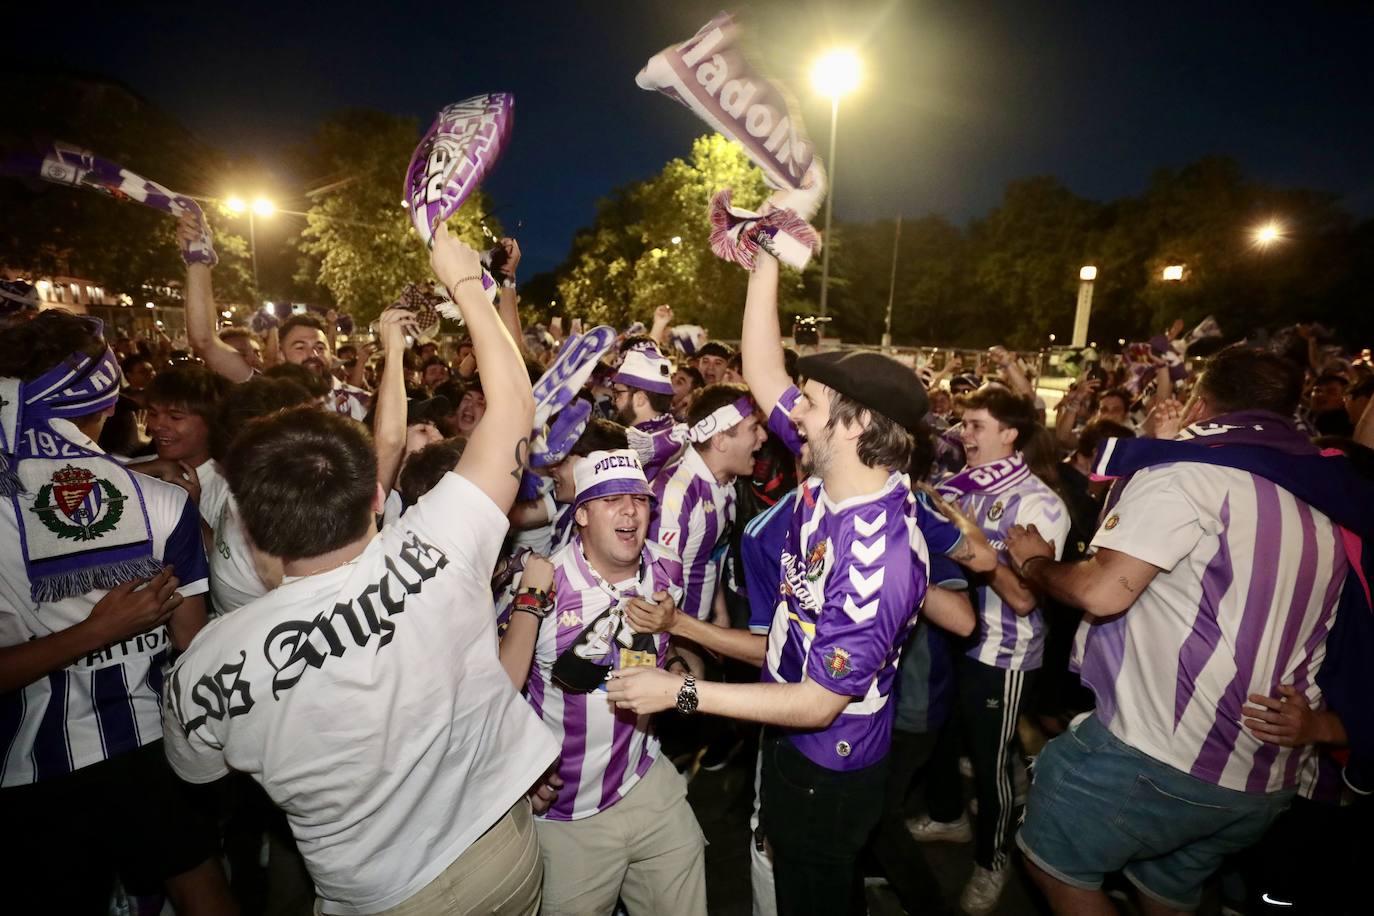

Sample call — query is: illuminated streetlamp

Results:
[1253,221,1283,248]
[1162,264,1184,281]
[1073,266,1097,347]
[811,48,862,319]
[225,194,276,300]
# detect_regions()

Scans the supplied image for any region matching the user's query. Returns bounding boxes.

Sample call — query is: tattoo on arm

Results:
[1117,576,1137,594]
[510,436,530,481]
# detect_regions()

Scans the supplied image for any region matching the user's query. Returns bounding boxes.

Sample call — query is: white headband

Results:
[687,395,755,443]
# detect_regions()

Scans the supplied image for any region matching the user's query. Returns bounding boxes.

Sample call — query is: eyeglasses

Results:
[611,386,632,398]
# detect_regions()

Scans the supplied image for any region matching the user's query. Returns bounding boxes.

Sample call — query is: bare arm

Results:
[500,556,554,688]
[430,225,534,512]
[626,593,767,667]
[650,305,672,349]
[991,347,1033,400]
[1007,530,1162,618]
[923,586,976,637]
[168,594,207,650]
[608,667,852,729]
[739,254,792,415]
[1,569,184,693]
[372,310,413,496]
[264,326,281,368]
[178,217,253,384]
[347,340,375,390]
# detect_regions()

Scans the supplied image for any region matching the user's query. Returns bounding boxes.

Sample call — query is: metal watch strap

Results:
[675,673,699,715]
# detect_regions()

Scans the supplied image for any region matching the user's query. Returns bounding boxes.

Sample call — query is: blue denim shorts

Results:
[1016,713,1293,910]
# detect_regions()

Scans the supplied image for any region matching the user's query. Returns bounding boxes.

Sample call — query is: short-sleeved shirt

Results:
[163,472,558,914]
[648,446,735,621]
[207,493,268,617]
[0,422,208,787]
[524,538,684,821]
[1074,462,1346,793]
[949,465,1070,670]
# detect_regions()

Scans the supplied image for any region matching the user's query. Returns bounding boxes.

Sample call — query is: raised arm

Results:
[650,305,673,349]
[494,238,525,348]
[178,215,253,383]
[739,253,792,414]
[372,308,414,496]
[430,224,534,511]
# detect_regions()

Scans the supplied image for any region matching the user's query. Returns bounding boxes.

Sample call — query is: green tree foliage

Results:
[294,109,495,324]
[553,134,804,331]
[0,72,253,305]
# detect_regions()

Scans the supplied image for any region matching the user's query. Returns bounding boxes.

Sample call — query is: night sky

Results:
[13,1,1374,276]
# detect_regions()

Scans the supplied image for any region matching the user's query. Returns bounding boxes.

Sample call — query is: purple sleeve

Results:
[163,496,209,592]
[767,385,805,457]
[807,524,922,693]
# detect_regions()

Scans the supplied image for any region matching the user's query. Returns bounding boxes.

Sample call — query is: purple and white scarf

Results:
[709,188,822,270]
[687,395,756,443]
[936,453,1031,501]
[0,335,161,602]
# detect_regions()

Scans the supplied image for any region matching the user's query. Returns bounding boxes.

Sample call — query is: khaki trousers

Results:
[349,799,542,916]
[535,753,707,916]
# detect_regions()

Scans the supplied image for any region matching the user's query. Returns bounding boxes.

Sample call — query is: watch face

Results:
[677,692,698,714]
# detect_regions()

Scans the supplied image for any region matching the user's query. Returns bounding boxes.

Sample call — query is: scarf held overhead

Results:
[0,337,162,602]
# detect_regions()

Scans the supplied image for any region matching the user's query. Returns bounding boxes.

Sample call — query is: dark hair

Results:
[1313,372,1348,389]
[120,353,154,377]
[697,341,734,360]
[279,313,327,341]
[421,356,449,372]
[212,377,314,462]
[956,385,1038,450]
[782,347,800,383]
[638,389,674,415]
[686,382,754,449]
[1197,346,1304,417]
[218,327,254,345]
[825,388,915,472]
[1347,376,1374,400]
[0,310,106,380]
[145,366,230,423]
[225,407,376,561]
[264,362,332,399]
[398,439,468,506]
[1097,388,1131,412]
[1020,425,1063,490]
[1074,419,1136,458]
[907,420,936,481]
[570,417,630,457]
[676,366,704,390]
[619,334,657,353]
[726,352,743,372]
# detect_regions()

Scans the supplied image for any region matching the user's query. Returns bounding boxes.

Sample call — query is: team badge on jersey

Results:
[1104,513,1120,530]
[822,646,853,679]
[987,500,1004,521]
[32,465,127,541]
[804,540,829,581]
[559,610,583,628]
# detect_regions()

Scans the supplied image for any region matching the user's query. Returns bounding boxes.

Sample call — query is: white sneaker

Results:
[905,813,973,843]
[960,864,1009,915]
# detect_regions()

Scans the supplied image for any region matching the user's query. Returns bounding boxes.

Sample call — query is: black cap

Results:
[796,349,929,430]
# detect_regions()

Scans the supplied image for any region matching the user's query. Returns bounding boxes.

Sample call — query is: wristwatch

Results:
[675,673,699,715]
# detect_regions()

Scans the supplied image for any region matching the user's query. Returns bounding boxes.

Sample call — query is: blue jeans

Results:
[1017,713,1294,910]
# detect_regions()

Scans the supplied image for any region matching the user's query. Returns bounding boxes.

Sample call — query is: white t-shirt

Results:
[1074,462,1346,793]
[207,493,270,617]
[163,472,559,914]
[196,459,231,530]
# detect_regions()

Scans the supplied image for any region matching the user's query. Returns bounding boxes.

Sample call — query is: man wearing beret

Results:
[610,251,942,915]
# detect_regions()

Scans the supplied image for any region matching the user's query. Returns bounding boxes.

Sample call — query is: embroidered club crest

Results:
[822,646,853,679]
[32,465,126,541]
[804,540,828,581]
[1104,514,1120,530]
[987,501,1004,522]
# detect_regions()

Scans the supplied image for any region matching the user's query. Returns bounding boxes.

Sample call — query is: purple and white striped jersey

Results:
[1074,463,1346,793]
[761,472,931,771]
[626,413,686,482]
[648,447,734,621]
[0,473,208,786]
[525,537,684,821]
[946,462,1069,670]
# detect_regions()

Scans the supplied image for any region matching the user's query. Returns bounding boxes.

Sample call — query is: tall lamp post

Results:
[810,49,861,320]
[1072,265,1096,348]
[226,195,276,301]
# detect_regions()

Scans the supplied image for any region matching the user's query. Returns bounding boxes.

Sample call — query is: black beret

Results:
[795,349,929,430]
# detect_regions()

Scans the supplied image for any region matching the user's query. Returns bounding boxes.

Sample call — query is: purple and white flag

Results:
[4,142,216,265]
[532,325,618,429]
[637,12,814,190]
[403,93,512,301]
[669,324,708,356]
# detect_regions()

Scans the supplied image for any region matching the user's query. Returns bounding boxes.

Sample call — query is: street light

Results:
[225,194,275,300]
[1162,264,1184,281]
[810,49,862,319]
[1073,265,1097,347]
[1253,221,1283,248]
